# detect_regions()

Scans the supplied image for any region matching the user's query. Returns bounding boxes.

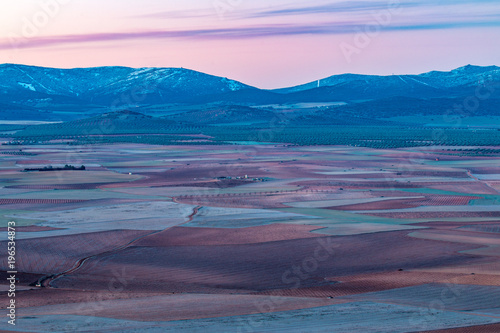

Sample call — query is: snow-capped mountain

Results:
[0,64,254,107]
[274,65,500,96]
[0,64,498,122]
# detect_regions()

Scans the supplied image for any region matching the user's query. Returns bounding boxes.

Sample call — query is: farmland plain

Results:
[1,142,500,332]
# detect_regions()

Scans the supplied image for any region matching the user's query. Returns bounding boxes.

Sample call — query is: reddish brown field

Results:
[408,220,500,229]
[101,165,267,188]
[256,271,466,298]
[0,198,147,212]
[423,323,500,333]
[365,212,500,219]
[0,230,153,275]
[174,190,341,208]
[468,167,500,174]
[459,224,500,234]
[423,182,499,195]
[329,198,422,210]
[1,144,499,331]
[163,179,257,188]
[0,225,61,232]
[330,195,479,211]
[410,228,500,247]
[0,199,87,205]
[6,183,110,190]
[51,230,485,293]
[292,179,421,189]
[0,288,164,309]
[325,171,469,179]
[11,293,339,322]
[134,224,325,246]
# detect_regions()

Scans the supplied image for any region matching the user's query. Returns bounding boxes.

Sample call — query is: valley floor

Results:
[1,143,500,332]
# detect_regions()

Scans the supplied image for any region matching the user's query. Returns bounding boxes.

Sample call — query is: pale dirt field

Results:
[1,144,499,332]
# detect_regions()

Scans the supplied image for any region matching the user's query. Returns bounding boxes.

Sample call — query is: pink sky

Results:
[1,0,499,89]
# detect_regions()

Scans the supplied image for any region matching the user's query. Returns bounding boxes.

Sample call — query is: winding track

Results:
[37,205,202,288]
[467,170,500,195]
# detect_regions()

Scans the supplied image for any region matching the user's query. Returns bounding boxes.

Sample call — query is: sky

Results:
[0,0,499,88]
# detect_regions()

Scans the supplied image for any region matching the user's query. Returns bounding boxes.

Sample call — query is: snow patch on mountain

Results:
[18,82,36,91]
[223,78,244,91]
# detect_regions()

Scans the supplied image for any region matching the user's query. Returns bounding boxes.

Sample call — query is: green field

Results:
[9,124,500,148]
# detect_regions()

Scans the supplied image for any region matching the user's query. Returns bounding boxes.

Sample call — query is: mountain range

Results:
[0,63,499,122]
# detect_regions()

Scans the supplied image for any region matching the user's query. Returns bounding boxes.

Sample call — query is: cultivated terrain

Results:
[0,65,499,332]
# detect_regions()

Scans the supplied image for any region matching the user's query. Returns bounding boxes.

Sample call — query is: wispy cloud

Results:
[3,16,500,51]
[248,1,410,17]
[133,1,404,22]
[247,0,500,18]
[135,0,500,21]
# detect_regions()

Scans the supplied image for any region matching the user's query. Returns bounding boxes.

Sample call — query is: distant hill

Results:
[1,64,499,122]
[165,105,280,125]
[0,64,255,110]
[10,109,500,149]
[323,96,500,118]
[274,65,500,95]
[13,110,179,137]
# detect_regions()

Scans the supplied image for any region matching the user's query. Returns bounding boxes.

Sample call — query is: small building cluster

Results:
[214,175,268,182]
